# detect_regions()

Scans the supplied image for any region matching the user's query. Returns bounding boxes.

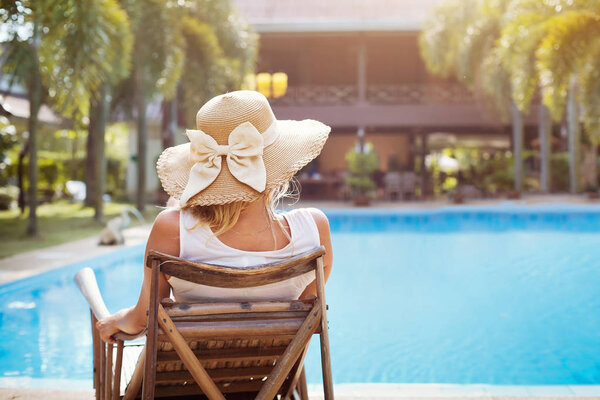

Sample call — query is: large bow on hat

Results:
[179,122,267,205]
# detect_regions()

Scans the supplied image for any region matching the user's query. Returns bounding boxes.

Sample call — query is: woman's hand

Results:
[96,314,122,344]
[96,307,146,344]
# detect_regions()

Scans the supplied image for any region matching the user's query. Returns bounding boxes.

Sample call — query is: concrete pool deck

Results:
[2,384,600,399]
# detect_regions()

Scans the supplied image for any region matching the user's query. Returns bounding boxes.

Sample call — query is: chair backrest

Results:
[401,171,417,192]
[384,171,402,191]
[137,246,333,400]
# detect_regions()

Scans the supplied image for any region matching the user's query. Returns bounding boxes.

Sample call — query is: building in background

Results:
[235,0,539,198]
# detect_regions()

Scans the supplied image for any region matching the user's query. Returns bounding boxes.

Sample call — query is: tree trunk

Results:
[419,133,428,198]
[161,96,177,150]
[584,135,598,190]
[85,102,98,208]
[567,77,580,193]
[591,137,598,190]
[539,104,552,193]
[93,83,109,222]
[511,102,524,191]
[26,22,42,237]
[26,89,40,236]
[18,142,29,215]
[84,122,97,207]
[134,59,147,212]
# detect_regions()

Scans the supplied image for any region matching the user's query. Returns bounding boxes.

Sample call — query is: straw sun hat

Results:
[157,90,331,206]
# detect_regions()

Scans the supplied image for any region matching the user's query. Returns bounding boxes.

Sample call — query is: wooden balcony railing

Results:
[269,83,475,106]
[367,84,474,105]
[270,85,358,106]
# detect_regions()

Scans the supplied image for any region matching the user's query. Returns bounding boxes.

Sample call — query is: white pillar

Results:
[539,104,552,193]
[511,103,524,191]
[357,34,367,151]
[568,77,580,193]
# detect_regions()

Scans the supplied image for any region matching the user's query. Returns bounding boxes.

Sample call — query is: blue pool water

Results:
[1,205,600,387]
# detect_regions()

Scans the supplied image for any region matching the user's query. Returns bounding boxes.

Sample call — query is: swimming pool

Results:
[1,205,600,389]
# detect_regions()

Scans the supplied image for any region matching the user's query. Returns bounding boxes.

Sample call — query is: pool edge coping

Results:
[2,379,600,397]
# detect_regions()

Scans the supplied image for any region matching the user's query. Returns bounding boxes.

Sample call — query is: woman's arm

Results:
[96,209,180,343]
[299,208,333,299]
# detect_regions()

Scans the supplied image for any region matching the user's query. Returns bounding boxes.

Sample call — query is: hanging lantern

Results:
[256,73,272,98]
[271,72,288,98]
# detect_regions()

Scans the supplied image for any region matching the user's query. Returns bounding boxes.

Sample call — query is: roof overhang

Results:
[0,93,63,126]
[250,20,421,33]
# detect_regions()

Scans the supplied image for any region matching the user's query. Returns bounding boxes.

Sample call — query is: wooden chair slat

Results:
[104,342,113,400]
[164,300,314,317]
[156,366,275,384]
[158,319,305,340]
[146,247,325,288]
[154,380,276,397]
[91,313,101,400]
[171,311,310,323]
[316,257,334,400]
[112,341,123,400]
[157,345,287,363]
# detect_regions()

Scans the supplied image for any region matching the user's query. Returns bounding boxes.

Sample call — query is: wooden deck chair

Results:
[75,246,333,400]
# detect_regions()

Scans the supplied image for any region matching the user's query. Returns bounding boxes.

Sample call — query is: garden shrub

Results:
[345,143,379,197]
[0,193,12,210]
[0,186,17,210]
[38,159,62,190]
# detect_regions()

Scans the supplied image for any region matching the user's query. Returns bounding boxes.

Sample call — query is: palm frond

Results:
[536,10,600,120]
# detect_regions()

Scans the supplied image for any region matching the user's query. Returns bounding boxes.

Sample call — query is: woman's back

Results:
[171,207,321,302]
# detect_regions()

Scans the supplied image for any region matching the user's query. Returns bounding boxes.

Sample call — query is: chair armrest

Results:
[74,267,145,341]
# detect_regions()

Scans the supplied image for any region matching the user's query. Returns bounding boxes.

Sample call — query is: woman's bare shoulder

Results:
[304,207,330,235]
[147,208,180,256]
[153,208,180,231]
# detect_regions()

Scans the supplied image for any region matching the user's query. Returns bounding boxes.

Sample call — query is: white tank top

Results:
[168,208,320,302]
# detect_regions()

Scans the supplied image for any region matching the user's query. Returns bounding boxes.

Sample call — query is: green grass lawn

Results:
[0,201,161,259]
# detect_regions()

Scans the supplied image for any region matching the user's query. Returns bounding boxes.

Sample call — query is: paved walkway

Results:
[1,386,599,400]
[0,225,151,285]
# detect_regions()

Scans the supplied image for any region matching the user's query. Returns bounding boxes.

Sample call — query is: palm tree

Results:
[117,0,184,212]
[46,0,132,222]
[535,2,600,191]
[0,0,131,235]
[177,0,258,125]
[419,0,524,190]
[501,0,600,193]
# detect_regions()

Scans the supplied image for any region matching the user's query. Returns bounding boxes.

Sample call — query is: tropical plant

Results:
[500,0,600,191]
[0,116,18,186]
[109,0,184,212]
[0,0,132,235]
[177,0,257,125]
[345,143,379,198]
[419,0,525,190]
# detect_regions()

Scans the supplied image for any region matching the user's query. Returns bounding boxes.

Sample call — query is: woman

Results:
[97,90,333,344]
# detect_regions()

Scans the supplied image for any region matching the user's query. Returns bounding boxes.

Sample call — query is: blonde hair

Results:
[182,180,298,238]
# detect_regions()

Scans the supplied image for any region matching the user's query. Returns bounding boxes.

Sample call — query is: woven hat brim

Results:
[157,119,331,206]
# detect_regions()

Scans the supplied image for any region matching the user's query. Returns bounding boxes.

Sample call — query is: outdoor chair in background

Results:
[383,171,402,200]
[400,172,419,200]
[384,171,420,201]
[75,246,333,400]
